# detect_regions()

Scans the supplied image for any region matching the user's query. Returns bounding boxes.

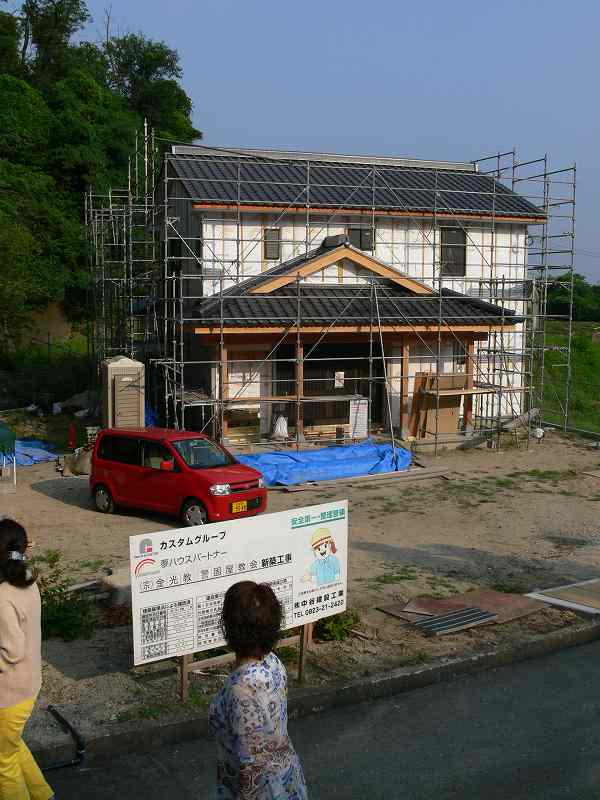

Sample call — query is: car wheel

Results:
[181,498,208,527]
[93,484,115,514]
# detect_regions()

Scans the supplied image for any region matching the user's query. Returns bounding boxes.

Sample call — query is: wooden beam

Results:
[296,339,304,440]
[192,202,545,226]
[400,337,410,437]
[193,324,502,336]
[220,340,228,438]
[249,246,432,295]
[464,339,475,428]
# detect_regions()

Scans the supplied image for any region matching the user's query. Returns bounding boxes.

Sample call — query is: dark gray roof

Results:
[193,282,519,328]
[169,153,544,218]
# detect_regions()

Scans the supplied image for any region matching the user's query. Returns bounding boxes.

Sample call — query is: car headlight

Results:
[257,477,265,488]
[209,483,231,496]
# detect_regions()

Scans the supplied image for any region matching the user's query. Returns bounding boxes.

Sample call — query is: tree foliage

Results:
[0,1,201,345]
[547,273,600,322]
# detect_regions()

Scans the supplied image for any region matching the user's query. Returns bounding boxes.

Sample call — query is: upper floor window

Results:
[347,226,374,251]
[264,228,281,260]
[440,228,466,277]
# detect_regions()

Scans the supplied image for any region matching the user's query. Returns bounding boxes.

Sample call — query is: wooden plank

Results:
[191,202,545,225]
[408,373,429,437]
[193,324,507,335]
[278,465,448,492]
[400,338,409,437]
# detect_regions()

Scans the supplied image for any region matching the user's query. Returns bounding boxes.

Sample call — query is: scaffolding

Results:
[87,132,579,451]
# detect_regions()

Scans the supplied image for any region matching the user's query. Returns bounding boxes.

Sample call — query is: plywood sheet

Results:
[376,604,429,624]
[528,579,600,614]
[404,596,470,616]
[449,589,544,624]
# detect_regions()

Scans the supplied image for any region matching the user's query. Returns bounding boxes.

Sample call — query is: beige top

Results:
[0,581,42,708]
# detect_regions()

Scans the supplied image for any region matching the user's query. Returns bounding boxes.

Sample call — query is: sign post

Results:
[129,501,348,699]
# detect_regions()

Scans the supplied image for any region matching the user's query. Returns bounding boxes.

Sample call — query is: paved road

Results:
[47,640,600,799]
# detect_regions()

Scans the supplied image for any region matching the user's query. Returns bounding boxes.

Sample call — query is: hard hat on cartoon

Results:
[310,527,337,553]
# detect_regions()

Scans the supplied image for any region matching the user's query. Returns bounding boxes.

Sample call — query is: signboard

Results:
[349,397,369,439]
[129,500,348,665]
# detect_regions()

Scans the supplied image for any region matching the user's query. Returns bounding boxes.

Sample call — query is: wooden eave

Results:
[191,201,545,225]
[191,324,508,337]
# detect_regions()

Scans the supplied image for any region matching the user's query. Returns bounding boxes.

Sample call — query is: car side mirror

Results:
[160,460,174,472]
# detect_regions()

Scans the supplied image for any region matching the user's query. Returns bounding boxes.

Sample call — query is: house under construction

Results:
[87,133,576,450]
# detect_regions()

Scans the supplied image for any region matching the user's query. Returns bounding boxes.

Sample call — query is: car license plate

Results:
[231,500,247,513]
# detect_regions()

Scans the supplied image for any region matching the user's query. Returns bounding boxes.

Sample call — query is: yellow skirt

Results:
[0,696,53,800]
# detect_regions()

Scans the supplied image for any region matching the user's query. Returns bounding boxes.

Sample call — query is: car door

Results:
[103,436,144,506]
[137,440,181,513]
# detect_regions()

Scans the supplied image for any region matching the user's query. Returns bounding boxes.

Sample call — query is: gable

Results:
[248,245,433,296]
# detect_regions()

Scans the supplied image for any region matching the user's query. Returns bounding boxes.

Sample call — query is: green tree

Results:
[20,0,90,83]
[0,10,21,75]
[547,274,600,322]
[0,75,52,165]
[46,71,139,193]
[105,33,201,142]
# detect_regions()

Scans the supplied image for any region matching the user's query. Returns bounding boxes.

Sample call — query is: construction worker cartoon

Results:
[303,528,341,586]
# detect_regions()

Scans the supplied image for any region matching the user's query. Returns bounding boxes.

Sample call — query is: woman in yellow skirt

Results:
[0,518,53,800]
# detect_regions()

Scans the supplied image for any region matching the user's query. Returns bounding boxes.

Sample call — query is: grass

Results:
[397,651,432,667]
[116,703,170,722]
[275,645,298,665]
[187,685,210,710]
[314,609,360,641]
[490,580,528,594]
[79,559,106,572]
[540,320,600,434]
[369,566,420,588]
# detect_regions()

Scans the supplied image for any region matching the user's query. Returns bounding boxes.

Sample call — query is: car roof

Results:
[102,427,211,442]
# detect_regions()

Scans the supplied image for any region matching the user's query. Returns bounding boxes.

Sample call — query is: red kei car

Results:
[90,428,267,526]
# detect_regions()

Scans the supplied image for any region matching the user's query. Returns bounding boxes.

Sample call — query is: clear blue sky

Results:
[85,0,600,279]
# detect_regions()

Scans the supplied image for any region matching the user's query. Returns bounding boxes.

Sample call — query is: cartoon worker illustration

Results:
[303,527,341,586]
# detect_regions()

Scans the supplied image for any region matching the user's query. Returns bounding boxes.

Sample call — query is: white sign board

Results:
[349,397,369,439]
[130,501,348,665]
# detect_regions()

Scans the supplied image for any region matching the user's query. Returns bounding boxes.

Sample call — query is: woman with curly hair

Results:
[0,518,54,800]
[209,581,307,800]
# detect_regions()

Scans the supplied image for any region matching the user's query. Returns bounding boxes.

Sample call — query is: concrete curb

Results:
[34,618,600,767]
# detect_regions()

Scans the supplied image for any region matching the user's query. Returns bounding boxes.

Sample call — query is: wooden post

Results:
[180,653,191,703]
[295,339,304,442]
[297,623,312,684]
[400,338,410,438]
[464,339,475,429]
[220,340,229,439]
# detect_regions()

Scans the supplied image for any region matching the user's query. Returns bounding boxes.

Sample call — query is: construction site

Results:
[86,130,577,452]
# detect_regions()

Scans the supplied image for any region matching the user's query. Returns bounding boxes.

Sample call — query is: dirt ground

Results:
[3,430,600,591]
[4,430,600,747]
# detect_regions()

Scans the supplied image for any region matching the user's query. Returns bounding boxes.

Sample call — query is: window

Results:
[347,226,374,251]
[97,435,140,465]
[142,441,175,470]
[440,228,466,277]
[263,228,281,260]
[172,438,236,469]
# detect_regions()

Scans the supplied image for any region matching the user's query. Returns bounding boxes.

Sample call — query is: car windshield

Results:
[172,438,236,469]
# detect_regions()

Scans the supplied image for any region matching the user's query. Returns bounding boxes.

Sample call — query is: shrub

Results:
[36,550,97,641]
[314,609,360,642]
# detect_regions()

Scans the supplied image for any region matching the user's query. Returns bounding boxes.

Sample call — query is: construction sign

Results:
[129,500,348,665]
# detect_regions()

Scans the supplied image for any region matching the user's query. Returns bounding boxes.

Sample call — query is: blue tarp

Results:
[237,440,412,486]
[14,439,57,467]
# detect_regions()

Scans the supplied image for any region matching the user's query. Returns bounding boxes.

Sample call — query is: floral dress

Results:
[209,653,307,800]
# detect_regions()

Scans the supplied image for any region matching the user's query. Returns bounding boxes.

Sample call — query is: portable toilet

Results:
[101,356,145,429]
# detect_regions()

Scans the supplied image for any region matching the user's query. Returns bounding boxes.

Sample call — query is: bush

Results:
[36,550,97,641]
[314,609,360,642]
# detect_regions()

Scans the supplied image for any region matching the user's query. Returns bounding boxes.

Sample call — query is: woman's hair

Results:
[221,581,282,658]
[0,519,37,588]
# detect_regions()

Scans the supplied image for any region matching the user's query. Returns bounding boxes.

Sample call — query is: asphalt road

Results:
[46,640,600,799]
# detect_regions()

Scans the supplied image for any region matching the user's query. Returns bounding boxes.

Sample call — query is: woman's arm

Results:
[0,601,26,669]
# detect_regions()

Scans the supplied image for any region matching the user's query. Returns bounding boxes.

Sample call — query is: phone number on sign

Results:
[294,599,344,619]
